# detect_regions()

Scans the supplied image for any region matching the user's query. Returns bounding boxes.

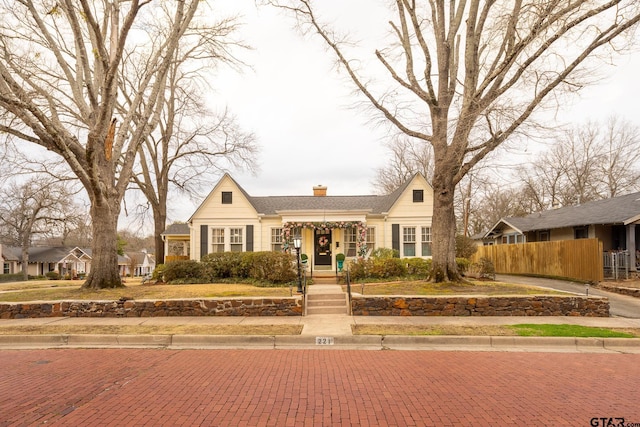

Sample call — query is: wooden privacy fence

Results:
[471,239,603,283]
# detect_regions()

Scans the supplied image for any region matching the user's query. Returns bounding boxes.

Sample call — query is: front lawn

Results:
[0,277,569,303]
[0,281,293,302]
[345,280,568,296]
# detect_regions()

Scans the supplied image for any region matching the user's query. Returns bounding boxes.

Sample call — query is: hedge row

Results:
[158,252,297,285]
[348,256,471,281]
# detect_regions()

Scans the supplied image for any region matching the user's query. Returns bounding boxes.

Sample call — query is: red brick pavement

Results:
[1,349,639,426]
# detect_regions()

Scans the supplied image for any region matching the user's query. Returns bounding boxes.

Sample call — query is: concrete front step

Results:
[308,299,346,307]
[307,306,348,315]
[306,288,348,315]
[308,293,345,300]
[312,278,339,285]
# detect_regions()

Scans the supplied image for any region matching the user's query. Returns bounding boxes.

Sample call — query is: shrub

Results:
[368,257,407,278]
[336,253,345,262]
[370,247,399,259]
[45,271,60,280]
[152,264,166,281]
[162,260,203,283]
[347,257,368,280]
[201,252,250,280]
[200,251,296,284]
[249,252,297,283]
[472,257,496,280]
[405,258,431,277]
[455,234,478,259]
[456,258,471,274]
[0,273,27,283]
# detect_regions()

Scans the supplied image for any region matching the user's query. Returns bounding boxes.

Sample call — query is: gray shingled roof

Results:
[162,223,190,236]
[497,191,640,233]
[1,246,91,263]
[245,176,413,215]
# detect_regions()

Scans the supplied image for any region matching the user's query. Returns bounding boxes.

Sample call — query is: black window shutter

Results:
[392,224,400,253]
[246,225,254,252]
[200,225,208,258]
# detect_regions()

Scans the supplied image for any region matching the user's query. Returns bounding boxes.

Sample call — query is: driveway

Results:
[497,274,640,318]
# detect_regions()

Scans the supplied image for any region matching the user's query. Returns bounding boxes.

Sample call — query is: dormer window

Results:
[413,189,424,203]
[222,191,232,204]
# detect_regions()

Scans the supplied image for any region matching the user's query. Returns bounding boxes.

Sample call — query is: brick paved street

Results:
[1,349,639,426]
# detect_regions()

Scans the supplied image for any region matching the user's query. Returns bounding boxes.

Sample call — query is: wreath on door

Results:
[318,236,329,249]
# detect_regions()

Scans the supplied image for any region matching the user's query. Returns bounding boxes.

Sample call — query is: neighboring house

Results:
[0,245,92,277]
[482,191,640,271]
[120,250,156,277]
[0,243,155,278]
[184,173,434,272]
[161,223,190,263]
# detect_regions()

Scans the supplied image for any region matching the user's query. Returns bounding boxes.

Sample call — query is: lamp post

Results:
[294,237,303,293]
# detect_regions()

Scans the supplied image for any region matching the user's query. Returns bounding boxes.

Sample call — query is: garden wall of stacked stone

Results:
[0,297,302,319]
[595,283,640,299]
[351,295,609,317]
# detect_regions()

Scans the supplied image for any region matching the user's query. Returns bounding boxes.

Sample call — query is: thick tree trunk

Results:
[153,210,166,266]
[430,163,461,283]
[82,199,124,289]
[20,244,29,282]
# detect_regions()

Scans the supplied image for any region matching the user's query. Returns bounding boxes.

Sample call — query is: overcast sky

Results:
[164,0,640,223]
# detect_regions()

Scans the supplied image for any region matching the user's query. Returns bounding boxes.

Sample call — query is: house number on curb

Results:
[316,337,335,345]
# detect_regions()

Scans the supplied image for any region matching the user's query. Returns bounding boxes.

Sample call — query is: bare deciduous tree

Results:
[595,117,640,198]
[119,6,258,265]
[269,0,640,281]
[518,117,640,210]
[0,1,206,288]
[373,137,433,194]
[0,179,80,280]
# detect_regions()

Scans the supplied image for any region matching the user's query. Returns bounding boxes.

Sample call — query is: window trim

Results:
[413,189,424,203]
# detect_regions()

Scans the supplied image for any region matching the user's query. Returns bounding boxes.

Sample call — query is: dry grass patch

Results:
[345,280,568,296]
[353,324,516,336]
[0,324,302,335]
[0,282,292,303]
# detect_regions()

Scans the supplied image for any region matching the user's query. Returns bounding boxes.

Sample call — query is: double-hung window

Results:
[211,228,225,253]
[403,227,416,257]
[230,228,243,252]
[345,228,357,257]
[271,228,283,252]
[365,227,375,253]
[421,227,432,256]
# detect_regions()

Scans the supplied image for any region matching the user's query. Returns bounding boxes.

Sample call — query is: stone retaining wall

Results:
[0,297,302,319]
[351,295,609,317]
[595,283,640,299]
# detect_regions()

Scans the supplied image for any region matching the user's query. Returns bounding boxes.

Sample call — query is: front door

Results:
[314,229,332,266]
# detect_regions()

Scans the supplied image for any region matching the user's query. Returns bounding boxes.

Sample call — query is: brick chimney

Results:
[313,185,327,197]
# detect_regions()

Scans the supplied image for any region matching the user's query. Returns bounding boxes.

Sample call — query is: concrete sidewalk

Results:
[1,314,640,353]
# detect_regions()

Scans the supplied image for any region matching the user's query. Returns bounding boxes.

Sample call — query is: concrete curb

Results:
[1,334,639,352]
